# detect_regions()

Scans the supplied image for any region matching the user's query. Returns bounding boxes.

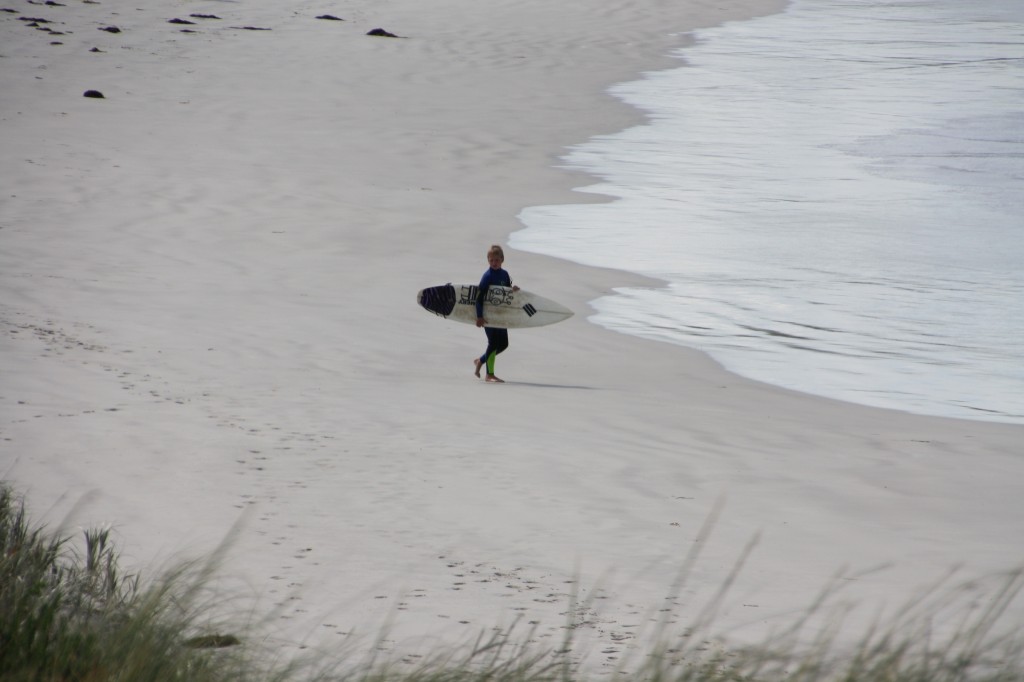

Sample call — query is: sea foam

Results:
[513,0,1024,423]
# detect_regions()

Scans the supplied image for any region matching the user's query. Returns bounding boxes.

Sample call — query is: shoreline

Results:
[3,0,1022,666]
[512,0,1024,427]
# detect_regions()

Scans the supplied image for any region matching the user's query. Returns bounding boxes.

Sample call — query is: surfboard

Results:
[417,283,573,329]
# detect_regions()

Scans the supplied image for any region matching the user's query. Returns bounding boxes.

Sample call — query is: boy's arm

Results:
[476,271,490,320]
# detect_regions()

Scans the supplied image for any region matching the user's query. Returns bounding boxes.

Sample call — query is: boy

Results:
[473,245,519,383]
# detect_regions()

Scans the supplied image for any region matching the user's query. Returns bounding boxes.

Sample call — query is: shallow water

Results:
[513,0,1024,424]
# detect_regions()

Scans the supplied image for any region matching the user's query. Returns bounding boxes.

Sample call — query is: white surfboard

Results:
[417,283,573,329]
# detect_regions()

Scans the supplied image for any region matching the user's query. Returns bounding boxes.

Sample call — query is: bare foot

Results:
[485,374,505,383]
[473,358,482,378]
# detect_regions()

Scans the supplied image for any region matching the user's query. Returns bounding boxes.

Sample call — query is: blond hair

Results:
[487,244,505,261]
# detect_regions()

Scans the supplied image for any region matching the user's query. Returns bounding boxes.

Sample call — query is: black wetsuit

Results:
[477,267,512,374]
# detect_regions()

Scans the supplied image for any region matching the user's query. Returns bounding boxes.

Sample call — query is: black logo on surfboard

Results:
[460,285,514,307]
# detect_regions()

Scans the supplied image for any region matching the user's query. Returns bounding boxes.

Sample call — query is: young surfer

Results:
[474,245,519,383]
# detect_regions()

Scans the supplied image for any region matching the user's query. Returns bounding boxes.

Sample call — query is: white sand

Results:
[2,0,1022,670]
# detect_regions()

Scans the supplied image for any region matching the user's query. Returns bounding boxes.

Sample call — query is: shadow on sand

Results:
[495,381,595,390]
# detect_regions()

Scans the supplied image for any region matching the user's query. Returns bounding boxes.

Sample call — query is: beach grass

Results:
[2,482,1021,681]
[0,483,257,681]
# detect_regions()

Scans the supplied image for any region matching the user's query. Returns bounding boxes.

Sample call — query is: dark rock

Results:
[233,26,271,31]
[189,13,221,19]
[83,89,104,98]
[89,47,103,52]
[98,25,120,33]
[20,16,52,23]
[168,18,195,25]
[316,14,343,21]
[184,634,241,649]
[367,27,400,37]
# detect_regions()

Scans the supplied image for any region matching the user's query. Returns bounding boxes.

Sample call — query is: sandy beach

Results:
[2,0,1022,670]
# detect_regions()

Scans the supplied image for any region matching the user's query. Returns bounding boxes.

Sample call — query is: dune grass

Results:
[0,483,258,681]
[2,482,1022,681]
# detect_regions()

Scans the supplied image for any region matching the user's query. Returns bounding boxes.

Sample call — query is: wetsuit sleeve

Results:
[476,271,490,318]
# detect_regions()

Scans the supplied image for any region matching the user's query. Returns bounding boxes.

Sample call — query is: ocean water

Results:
[512,0,1024,424]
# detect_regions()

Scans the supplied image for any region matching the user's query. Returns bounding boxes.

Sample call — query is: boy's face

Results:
[488,253,503,269]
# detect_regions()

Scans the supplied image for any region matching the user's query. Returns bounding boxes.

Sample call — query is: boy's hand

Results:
[476,317,486,327]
